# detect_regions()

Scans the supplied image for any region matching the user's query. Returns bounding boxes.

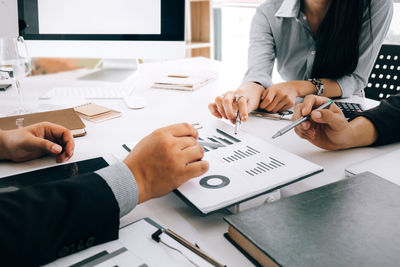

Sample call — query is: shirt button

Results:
[303,16,307,20]
[311,51,316,55]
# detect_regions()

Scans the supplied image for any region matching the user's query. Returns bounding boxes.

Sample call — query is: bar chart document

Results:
[177,120,323,214]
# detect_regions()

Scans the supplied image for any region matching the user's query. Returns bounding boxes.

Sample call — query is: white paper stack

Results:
[152,70,217,91]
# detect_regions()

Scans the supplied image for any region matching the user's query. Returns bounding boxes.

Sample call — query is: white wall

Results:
[0,0,18,36]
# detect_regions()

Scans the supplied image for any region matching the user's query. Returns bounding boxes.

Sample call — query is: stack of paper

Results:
[152,70,217,91]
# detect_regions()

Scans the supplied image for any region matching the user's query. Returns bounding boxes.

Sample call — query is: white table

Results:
[1,58,399,267]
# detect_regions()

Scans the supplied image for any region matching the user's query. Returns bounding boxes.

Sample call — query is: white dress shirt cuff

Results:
[95,162,138,218]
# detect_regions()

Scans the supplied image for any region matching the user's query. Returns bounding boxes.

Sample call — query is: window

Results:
[385,3,400,44]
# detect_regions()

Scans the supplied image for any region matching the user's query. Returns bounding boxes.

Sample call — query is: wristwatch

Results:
[308,78,324,96]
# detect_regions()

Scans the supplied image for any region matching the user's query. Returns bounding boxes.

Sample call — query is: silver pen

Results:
[234,112,241,135]
[272,100,333,139]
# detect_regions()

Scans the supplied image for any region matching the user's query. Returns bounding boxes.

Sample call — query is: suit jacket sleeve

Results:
[0,172,120,267]
[352,93,400,146]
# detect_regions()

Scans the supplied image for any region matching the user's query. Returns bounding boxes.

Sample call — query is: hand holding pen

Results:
[234,94,244,134]
[208,83,266,125]
[272,99,333,139]
[281,95,360,150]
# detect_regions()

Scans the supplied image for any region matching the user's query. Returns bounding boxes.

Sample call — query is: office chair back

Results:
[364,44,400,101]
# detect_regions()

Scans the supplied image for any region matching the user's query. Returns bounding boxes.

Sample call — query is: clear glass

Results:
[0,36,32,115]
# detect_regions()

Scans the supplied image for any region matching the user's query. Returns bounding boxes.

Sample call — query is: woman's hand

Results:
[208,82,264,124]
[260,81,314,112]
[0,122,75,163]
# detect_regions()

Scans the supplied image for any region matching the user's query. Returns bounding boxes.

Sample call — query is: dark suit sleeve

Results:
[0,172,120,267]
[353,94,400,146]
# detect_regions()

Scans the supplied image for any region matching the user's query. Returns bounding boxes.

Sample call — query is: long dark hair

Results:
[311,0,372,79]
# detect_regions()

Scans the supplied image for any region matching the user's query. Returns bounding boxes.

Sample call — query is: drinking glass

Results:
[0,36,32,115]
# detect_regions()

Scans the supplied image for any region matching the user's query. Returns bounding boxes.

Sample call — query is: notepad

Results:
[74,103,121,123]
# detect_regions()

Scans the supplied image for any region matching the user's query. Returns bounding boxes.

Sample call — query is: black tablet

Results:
[0,156,116,193]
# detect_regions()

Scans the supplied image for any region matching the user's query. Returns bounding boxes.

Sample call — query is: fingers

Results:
[259,88,275,109]
[40,122,74,163]
[237,96,248,122]
[310,109,348,131]
[167,123,199,138]
[294,126,315,141]
[264,93,281,112]
[32,137,63,155]
[300,95,331,116]
[215,95,228,120]
[280,103,292,112]
[221,92,236,121]
[184,160,209,179]
[210,91,249,123]
[179,136,197,150]
[271,99,288,113]
[208,103,222,119]
[182,145,205,163]
[292,103,304,121]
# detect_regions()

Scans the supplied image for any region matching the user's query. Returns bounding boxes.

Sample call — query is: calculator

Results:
[334,102,364,119]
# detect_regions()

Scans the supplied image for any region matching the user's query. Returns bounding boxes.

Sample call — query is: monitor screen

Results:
[19,0,184,41]
[17,0,185,59]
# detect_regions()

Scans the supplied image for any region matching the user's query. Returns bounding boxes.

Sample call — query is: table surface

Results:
[1,57,399,267]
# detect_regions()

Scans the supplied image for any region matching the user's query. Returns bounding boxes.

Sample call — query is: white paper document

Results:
[174,121,323,214]
[124,120,323,214]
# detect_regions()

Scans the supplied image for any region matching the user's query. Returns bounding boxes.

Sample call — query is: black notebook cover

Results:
[224,172,400,266]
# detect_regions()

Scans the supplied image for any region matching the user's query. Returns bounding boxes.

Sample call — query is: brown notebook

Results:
[0,108,86,137]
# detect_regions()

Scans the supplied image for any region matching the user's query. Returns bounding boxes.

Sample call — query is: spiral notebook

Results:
[74,103,121,123]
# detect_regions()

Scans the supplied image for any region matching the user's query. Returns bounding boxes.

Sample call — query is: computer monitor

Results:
[17,0,185,80]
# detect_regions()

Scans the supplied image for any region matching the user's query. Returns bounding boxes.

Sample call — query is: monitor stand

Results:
[78,59,138,82]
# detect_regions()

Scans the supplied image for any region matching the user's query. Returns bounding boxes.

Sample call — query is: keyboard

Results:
[40,86,134,99]
[335,101,364,119]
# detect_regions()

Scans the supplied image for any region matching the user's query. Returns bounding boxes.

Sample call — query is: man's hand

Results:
[123,123,209,203]
[0,122,75,163]
[292,95,378,150]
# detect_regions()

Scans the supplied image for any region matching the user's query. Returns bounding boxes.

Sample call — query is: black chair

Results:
[364,44,400,101]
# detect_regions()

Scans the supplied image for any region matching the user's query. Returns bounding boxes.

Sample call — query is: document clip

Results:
[151,228,226,267]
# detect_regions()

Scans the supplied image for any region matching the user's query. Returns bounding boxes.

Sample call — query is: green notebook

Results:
[224,172,400,267]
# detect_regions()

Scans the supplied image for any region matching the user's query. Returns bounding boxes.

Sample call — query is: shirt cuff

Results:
[242,75,272,89]
[95,162,138,218]
[336,75,365,98]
